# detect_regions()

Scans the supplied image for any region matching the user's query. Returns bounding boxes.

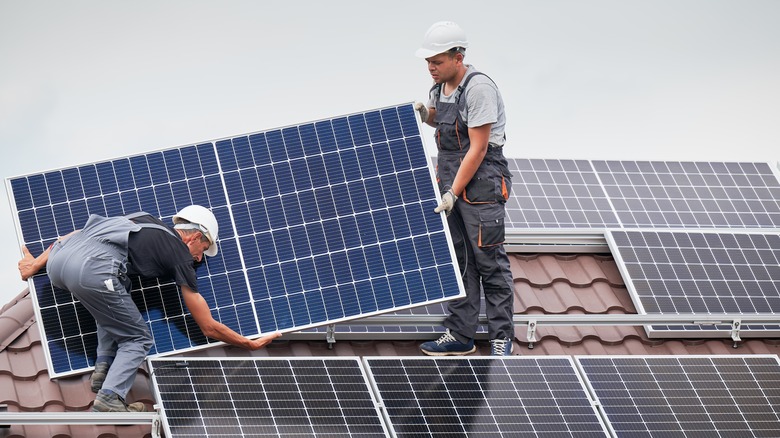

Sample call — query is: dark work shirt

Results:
[126,214,198,291]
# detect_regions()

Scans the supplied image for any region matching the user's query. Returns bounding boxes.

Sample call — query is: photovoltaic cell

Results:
[578,355,780,437]
[608,229,780,336]
[7,103,465,377]
[148,357,388,438]
[364,356,608,437]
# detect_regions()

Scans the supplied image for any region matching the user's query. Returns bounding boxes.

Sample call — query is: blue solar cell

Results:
[10,178,33,211]
[298,123,320,156]
[215,139,238,172]
[29,174,50,207]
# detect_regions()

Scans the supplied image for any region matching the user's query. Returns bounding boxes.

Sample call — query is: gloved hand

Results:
[414,102,429,123]
[434,189,457,216]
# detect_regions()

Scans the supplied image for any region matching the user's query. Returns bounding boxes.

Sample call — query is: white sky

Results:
[1,0,778,306]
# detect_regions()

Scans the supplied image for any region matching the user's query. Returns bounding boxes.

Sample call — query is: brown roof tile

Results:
[0,252,778,437]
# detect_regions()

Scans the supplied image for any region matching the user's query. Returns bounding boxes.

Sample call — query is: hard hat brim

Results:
[415,47,447,59]
[205,243,218,258]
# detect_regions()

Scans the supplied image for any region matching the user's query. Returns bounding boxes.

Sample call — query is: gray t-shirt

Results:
[427,64,506,147]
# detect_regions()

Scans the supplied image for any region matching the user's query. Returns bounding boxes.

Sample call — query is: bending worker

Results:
[18,205,281,412]
[414,21,516,356]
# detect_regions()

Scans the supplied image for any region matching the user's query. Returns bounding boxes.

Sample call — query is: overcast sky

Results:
[1,0,778,306]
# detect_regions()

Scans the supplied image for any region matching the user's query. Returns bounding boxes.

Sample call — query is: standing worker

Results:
[18,205,281,412]
[415,21,516,356]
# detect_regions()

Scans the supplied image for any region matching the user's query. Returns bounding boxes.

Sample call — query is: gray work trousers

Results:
[443,201,515,342]
[48,233,153,399]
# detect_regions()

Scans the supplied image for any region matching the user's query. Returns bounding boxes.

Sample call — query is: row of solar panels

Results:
[148,355,780,438]
[7,103,780,379]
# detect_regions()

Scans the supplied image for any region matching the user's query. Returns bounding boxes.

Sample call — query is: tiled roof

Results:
[1,253,778,437]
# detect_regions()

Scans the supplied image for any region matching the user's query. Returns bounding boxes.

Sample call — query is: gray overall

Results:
[47,213,177,398]
[434,72,516,342]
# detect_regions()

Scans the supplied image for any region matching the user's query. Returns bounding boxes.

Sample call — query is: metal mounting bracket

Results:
[526,319,537,349]
[326,324,336,349]
[731,320,742,348]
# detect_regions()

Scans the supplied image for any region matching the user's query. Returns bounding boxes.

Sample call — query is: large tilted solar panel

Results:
[364,356,609,437]
[577,355,780,437]
[504,158,621,230]
[608,229,780,337]
[8,103,465,377]
[148,357,388,438]
[593,160,780,229]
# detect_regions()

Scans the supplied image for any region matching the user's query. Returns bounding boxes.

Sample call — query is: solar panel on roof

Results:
[8,103,466,378]
[500,159,780,232]
[608,229,780,337]
[504,158,621,230]
[364,356,609,437]
[577,355,780,437]
[149,357,388,438]
[593,160,780,229]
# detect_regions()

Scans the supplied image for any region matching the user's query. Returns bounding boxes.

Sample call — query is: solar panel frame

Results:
[363,356,610,437]
[148,357,390,438]
[576,355,780,438]
[7,102,466,378]
[607,228,780,338]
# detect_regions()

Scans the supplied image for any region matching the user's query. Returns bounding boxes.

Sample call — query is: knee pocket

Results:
[478,208,506,248]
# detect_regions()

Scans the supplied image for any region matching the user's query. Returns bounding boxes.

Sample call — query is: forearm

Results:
[182,286,279,349]
[200,320,253,348]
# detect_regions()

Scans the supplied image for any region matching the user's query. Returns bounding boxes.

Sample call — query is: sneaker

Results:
[90,362,110,393]
[92,391,146,412]
[490,337,513,356]
[420,329,476,356]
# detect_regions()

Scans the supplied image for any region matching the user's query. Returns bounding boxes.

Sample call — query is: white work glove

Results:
[414,102,429,123]
[434,189,457,216]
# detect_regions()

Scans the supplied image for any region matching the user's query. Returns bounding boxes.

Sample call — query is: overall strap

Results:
[124,212,178,238]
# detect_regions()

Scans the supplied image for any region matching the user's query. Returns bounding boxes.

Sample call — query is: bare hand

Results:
[18,246,39,281]
[247,332,283,350]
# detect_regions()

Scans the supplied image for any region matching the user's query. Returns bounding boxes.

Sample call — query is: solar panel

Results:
[608,229,780,337]
[501,159,780,232]
[148,357,388,437]
[364,356,609,437]
[577,355,780,437]
[505,158,621,230]
[7,103,465,377]
[593,160,780,229]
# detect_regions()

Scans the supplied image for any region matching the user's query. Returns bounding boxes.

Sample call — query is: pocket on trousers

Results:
[478,208,506,248]
[79,256,121,292]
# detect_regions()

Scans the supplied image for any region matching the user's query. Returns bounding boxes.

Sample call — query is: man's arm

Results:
[180,285,281,349]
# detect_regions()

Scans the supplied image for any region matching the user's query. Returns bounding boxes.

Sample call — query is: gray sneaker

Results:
[490,337,513,356]
[91,391,146,412]
[90,362,110,393]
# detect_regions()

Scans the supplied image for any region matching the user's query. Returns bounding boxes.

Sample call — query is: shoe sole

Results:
[420,346,477,356]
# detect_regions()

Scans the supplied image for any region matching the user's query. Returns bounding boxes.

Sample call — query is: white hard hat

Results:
[173,205,220,257]
[415,21,469,59]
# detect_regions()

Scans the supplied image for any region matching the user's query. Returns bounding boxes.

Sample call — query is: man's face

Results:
[185,232,211,263]
[425,52,460,84]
